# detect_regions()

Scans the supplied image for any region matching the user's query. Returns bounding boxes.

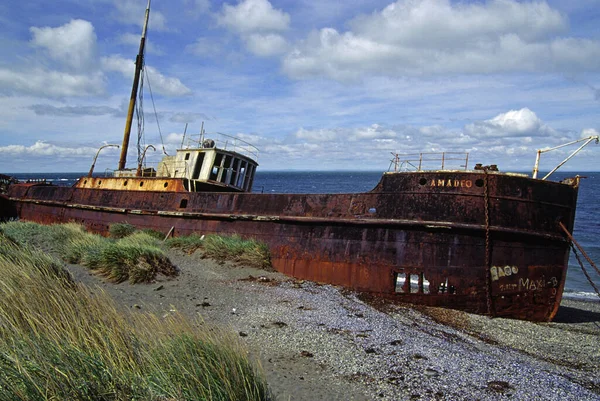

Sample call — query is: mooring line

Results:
[558,221,600,299]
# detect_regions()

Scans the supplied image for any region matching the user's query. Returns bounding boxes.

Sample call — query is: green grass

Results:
[165,233,206,253]
[0,234,271,400]
[1,221,273,280]
[164,233,272,270]
[0,222,178,284]
[202,234,272,270]
[109,222,137,239]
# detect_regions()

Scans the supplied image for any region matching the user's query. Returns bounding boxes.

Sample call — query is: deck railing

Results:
[389,152,469,172]
[181,132,259,162]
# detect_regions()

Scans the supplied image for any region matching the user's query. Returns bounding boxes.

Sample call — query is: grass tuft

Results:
[165,233,272,270]
[202,234,272,270]
[109,222,137,239]
[165,233,206,253]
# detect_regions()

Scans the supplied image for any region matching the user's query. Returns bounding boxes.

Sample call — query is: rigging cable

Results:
[144,68,169,156]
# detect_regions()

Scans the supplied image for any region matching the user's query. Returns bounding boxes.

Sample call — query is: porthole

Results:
[180,199,188,208]
[419,178,427,186]
[98,180,102,186]
[368,207,377,214]
[164,182,168,188]
[83,179,87,185]
[123,180,128,186]
[475,179,484,188]
[139,181,144,187]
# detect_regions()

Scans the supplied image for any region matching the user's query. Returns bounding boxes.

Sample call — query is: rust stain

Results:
[5,171,578,322]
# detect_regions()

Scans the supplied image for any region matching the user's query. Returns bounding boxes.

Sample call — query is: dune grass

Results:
[109,222,137,239]
[0,234,271,400]
[1,220,273,280]
[0,221,178,284]
[202,234,273,270]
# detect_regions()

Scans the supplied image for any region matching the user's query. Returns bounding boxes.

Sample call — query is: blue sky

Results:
[0,0,599,173]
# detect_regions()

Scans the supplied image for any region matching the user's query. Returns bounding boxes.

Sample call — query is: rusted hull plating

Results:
[5,171,578,321]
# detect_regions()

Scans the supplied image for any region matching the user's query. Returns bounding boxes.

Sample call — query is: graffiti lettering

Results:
[518,276,558,292]
[490,265,519,281]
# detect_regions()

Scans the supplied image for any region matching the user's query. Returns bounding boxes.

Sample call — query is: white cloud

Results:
[0,68,105,97]
[465,108,554,138]
[28,104,120,117]
[282,0,600,80]
[0,141,99,157]
[101,55,192,97]
[218,0,290,33]
[295,127,340,142]
[245,33,288,57]
[30,19,97,71]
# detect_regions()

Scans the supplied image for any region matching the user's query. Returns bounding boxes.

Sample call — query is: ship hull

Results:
[5,171,578,321]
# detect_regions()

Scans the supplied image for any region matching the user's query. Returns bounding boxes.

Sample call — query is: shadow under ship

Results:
[1,1,593,322]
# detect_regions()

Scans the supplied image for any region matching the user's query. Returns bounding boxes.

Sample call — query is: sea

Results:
[8,170,600,301]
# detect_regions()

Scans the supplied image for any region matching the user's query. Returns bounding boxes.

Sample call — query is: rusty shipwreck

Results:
[1,1,597,322]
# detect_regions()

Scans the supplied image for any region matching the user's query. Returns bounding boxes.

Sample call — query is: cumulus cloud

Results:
[101,55,192,96]
[0,68,105,97]
[30,19,97,71]
[464,108,555,138]
[282,0,600,80]
[278,107,598,170]
[245,33,289,57]
[216,0,290,57]
[218,0,290,33]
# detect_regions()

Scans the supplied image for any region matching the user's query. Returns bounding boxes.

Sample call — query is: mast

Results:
[118,0,151,171]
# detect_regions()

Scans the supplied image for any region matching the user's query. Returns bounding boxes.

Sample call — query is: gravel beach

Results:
[65,250,600,401]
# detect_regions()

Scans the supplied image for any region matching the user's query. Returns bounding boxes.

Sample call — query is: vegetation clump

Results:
[0,233,271,400]
[0,221,178,283]
[203,234,273,270]
[109,222,137,238]
[166,233,272,270]
[1,221,273,280]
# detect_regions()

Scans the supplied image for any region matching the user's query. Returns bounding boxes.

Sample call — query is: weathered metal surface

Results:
[74,177,187,192]
[6,171,579,321]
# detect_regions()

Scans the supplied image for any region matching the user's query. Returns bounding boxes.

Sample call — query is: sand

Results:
[65,250,600,401]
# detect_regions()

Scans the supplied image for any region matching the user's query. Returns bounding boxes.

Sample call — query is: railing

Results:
[389,152,469,172]
[180,132,259,162]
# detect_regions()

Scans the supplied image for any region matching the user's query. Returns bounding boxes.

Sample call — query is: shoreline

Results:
[65,249,600,401]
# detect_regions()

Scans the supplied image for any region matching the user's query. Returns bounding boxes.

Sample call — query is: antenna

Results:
[180,123,188,149]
